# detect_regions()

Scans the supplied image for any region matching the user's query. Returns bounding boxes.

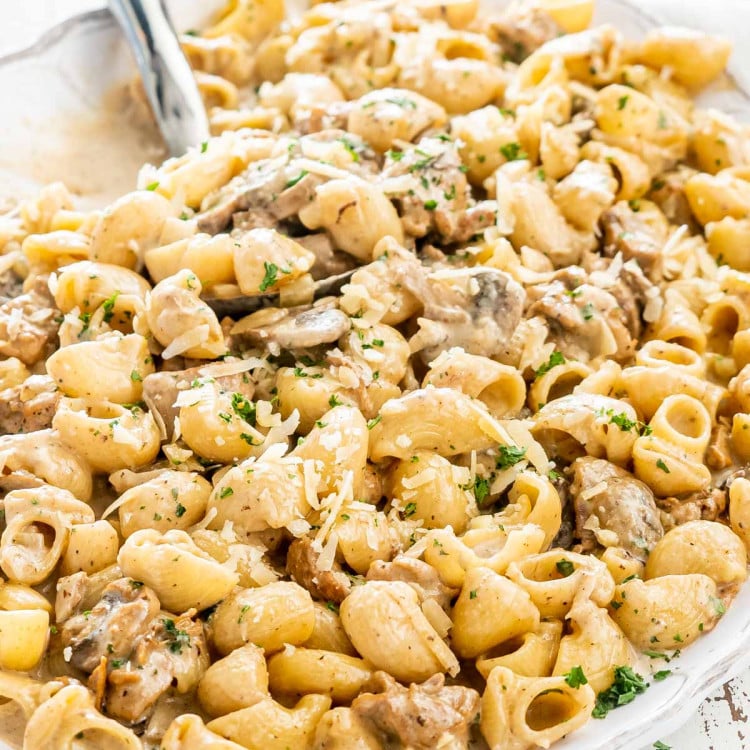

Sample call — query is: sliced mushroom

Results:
[570,456,663,561]
[230,303,351,353]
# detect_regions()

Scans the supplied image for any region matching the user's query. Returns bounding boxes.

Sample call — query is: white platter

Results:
[1,2,749,749]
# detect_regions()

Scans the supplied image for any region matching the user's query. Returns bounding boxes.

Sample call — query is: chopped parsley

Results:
[130,370,142,382]
[386,149,405,161]
[101,291,120,323]
[564,666,588,688]
[259,262,279,292]
[592,666,648,719]
[581,303,595,321]
[239,433,257,446]
[496,445,527,470]
[535,350,565,378]
[710,596,726,616]
[385,96,416,109]
[403,502,417,517]
[656,459,670,473]
[219,487,234,499]
[162,618,191,654]
[617,95,629,110]
[238,604,250,624]
[231,392,256,425]
[200,141,208,153]
[653,743,671,750]
[329,394,343,408]
[367,415,382,430]
[610,412,637,432]
[146,181,159,191]
[284,170,309,189]
[556,559,575,577]
[338,137,361,162]
[500,142,527,161]
[653,670,671,681]
[466,476,492,505]
[423,199,438,211]
[175,503,186,517]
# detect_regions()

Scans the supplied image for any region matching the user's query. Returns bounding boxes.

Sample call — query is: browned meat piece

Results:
[197,158,326,234]
[706,420,733,471]
[106,612,208,724]
[487,6,561,62]
[142,363,256,441]
[352,672,480,750]
[600,201,667,279]
[0,276,60,365]
[297,234,358,281]
[60,578,160,673]
[549,471,576,549]
[409,267,525,362]
[381,137,489,244]
[526,273,635,363]
[658,487,727,529]
[0,375,60,435]
[287,536,352,604]
[230,303,351,354]
[605,261,655,341]
[55,567,124,623]
[367,556,457,610]
[570,456,663,561]
[295,102,352,135]
[0,269,23,300]
[648,167,699,228]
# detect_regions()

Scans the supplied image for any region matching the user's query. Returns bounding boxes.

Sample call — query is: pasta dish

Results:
[0,0,748,747]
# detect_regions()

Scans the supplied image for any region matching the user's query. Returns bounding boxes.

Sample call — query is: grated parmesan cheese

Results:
[161,325,210,359]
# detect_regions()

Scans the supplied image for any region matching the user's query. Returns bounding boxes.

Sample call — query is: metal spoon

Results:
[202,269,357,318]
[109,0,209,156]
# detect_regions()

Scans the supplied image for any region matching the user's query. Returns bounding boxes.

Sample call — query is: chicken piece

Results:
[409,267,525,362]
[570,456,663,561]
[287,536,352,604]
[197,156,326,234]
[230,303,351,355]
[487,5,561,62]
[0,276,60,365]
[106,612,209,724]
[600,201,668,279]
[0,374,60,435]
[648,166,699,228]
[658,487,727,529]
[706,420,733,471]
[525,272,635,363]
[55,566,124,623]
[366,556,457,610]
[352,672,480,750]
[0,269,23,300]
[296,101,351,135]
[549,471,576,549]
[60,578,160,673]
[142,363,256,442]
[381,136,494,243]
[297,234,358,280]
[604,261,655,341]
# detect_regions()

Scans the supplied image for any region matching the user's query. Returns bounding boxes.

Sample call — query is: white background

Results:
[1,1,749,748]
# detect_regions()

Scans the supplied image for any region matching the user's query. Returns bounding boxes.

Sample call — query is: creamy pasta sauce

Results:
[0,0,748,749]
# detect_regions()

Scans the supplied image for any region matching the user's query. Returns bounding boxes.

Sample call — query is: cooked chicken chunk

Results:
[526,270,635,363]
[106,612,208,724]
[352,672,480,750]
[410,267,525,362]
[366,556,457,611]
[287,535,352,604]
[0,374,60,435]
[60,578,160,673]
[0,276,60,365]
[487,5,561,62]
[570,456,663,561]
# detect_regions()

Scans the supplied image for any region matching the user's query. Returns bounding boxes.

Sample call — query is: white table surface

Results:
[2,1,749,748]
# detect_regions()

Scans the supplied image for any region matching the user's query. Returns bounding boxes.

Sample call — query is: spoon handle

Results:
[109,0,209,156]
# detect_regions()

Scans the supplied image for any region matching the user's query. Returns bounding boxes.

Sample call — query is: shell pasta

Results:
[0,0,748,748]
